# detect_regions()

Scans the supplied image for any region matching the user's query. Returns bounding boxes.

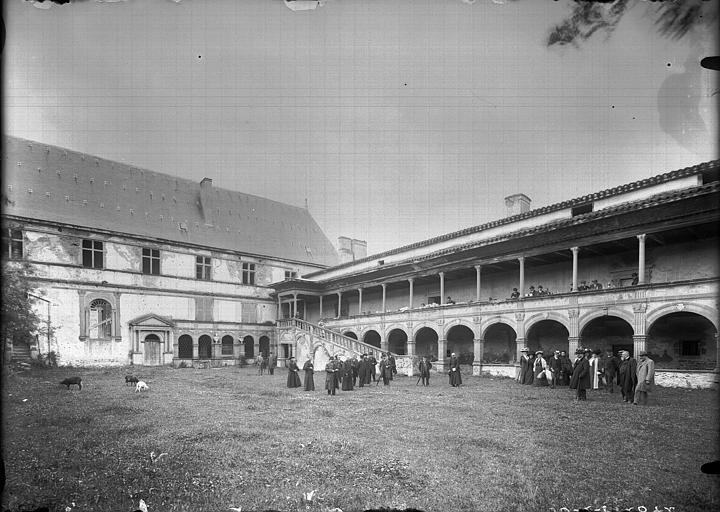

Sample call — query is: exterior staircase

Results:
[11,342,32,363]
[276,318,390,361]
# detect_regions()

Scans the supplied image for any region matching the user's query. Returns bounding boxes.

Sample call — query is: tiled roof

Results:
[305,159,720,276]
[2,136,339,267]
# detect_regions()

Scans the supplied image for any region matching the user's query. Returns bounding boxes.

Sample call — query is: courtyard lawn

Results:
[2,366,718,512]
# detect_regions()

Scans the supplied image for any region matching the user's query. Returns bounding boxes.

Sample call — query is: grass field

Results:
[2,365,718,512]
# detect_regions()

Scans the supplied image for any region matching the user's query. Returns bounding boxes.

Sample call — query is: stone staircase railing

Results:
[277,318,390,361]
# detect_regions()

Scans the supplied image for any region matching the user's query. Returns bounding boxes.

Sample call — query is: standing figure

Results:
[518,347,531,383]
[633,351,655,405]
[334,356,343,391]
[387,352,397,381]
[302,357,315,391]
[602,349,619,393]
[618,350,638,403]
[378,354,390,386]
[350,355,359,386]
[418,356,432,386]
[533,351,549,387]
[549,351,563,388]
[342,358,355,391]
[357,354,369,388]
[286,357,302,388]
[523,353,535,385]
[559,350,573,386]
[588,349,602,390]
[368,354,377,383]
[448,352,462,387]
[268,352,277,375]
[569,348,591,401]
[325,360,338,395]
[256,353,265,376]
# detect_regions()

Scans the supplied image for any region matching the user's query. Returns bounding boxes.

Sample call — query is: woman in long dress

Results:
[302,357,315,391]
[533,351,549,387]
[286,357,302,388]
[448,353,462,387]
[341,358,354,391]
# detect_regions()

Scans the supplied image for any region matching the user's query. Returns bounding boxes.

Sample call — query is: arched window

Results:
[243,335,254,358]
[221,335,234,356]
[259,336,270,357]
[198,335,212,359]
[89,299,112,339]
[178,335,193,358]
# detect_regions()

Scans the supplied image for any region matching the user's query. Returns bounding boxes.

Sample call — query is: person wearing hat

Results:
[448,352,462,387]
[378,354,391,386]
[517,347,531,384]
[549,350,563,388]
[286,357,302,388]
[633,350,655,405]
[618,350,638,403]
[302,355,315,391]
[559,350,573,386]
[569,348,591,401]
[368,352,378,383]
[601,349,619,393]
[418,355,433,387]
[324,357,338,395]
[357,354,369,388]
[532,350,550,387]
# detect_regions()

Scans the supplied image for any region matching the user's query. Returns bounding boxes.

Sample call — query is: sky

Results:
[3,0,718,256]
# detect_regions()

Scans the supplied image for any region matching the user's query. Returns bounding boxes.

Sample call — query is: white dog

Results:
[135,381,149,392]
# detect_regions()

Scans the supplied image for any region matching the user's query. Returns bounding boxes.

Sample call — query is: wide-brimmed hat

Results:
[520,347,529,352]
[535,350,543,355]
[575,349,584,355]
[584,348,593,353]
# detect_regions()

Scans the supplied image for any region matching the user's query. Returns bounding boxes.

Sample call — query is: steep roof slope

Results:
[2,136,339,267]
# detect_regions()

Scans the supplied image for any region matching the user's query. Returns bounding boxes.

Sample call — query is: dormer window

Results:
[571,203,593,216]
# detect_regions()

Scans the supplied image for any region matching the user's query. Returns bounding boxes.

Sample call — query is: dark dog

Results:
[125,375,139,386]
[60,377,82,390]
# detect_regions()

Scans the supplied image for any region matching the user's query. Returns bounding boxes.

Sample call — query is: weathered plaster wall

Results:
[105,242,140,272]
[655,370,718,389]
[25,231,78,264]
[162,251,197,279]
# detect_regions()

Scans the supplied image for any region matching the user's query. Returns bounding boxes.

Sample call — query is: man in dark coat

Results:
[559,350,573,386]
[378,354,390,386]
[618,350,638,403]
[342,358,354,391]
[325,359,338,395]
[549,350,563,388]
[448,352,462,387]
[418,356,432,386]
[302,357,315,391]
[602,349,619,393]
[357,354,368,388]
[569,348,591,401]
[350,356,359,386]
[286,357,302,388]
[368,354,377,382]
[387,352,397,380]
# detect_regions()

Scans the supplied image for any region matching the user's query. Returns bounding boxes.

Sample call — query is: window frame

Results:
[242,262,256,285]
[142,247,161,275]
[196,255,212,281]
[82,239,104,269]
[3,228,24,260]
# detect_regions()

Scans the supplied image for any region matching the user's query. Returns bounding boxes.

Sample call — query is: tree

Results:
[546,0,717,47]
[1,262,44,364]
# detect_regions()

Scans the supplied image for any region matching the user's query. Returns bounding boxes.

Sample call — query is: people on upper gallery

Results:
[510,288,520,299]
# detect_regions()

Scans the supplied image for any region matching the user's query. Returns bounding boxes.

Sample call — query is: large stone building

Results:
[2,135,719,387]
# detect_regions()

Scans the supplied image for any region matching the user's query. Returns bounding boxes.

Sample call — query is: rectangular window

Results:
[242,262,256,285]
[241,302,257,323]
[571,203,593,216]
[284,270,297,280]
[195,297,214,322]
[142,248,160,275]
[680,340,700,357]
[3,228,23,260]
[82,239,104,269]
[196,256,212,280]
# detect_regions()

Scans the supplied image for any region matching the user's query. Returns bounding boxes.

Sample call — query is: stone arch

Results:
[312,343,332,372]
[243,335,255,358]
[446,324,475,363]
[480,317,516,340]
[363,329,381,348]
[177,334,193,359]
[259,335,270,357]
[646,303,718,331]
[343,330,358,340]
[221,334,234,356]
[387,328,408,355]
[198,334,212,359]
[524,312,570,334]
[481,322,517,364]
[579,315,634,355]
[414,326,439,360]
[647,311,717,370]
[578,308,634,334]
[526,319,569,355]
[383,324,408,340]
[442,319,478,340]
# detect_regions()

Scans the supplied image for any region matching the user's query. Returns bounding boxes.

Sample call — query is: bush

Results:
[177,361,189,368]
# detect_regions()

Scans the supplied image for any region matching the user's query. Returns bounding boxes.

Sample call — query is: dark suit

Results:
[618,357,638,402]
[569,356,590,400]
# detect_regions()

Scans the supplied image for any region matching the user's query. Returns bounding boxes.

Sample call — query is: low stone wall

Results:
[655,370,719,389]
[476,364,518,379]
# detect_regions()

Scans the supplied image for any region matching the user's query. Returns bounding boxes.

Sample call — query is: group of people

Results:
[510,285,552,299]
[517,347,656,404]
[283,351,466,393]
[254,352,277,375]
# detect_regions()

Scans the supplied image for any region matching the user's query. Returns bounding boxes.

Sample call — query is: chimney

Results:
[200,178,214,225]
[351,239,367,260]
[504,193,531,217]
[338,236,353,264]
